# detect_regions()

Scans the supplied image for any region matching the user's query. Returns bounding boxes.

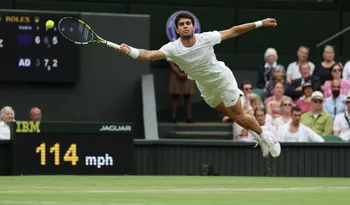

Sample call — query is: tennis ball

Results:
[46,20,55,29]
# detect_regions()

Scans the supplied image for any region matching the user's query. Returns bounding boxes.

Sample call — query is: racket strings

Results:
[59,18,94,44]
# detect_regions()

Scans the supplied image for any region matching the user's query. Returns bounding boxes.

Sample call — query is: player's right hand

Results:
[117,43,131,55]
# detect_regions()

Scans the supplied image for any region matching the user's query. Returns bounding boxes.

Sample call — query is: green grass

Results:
[0,176,349,205]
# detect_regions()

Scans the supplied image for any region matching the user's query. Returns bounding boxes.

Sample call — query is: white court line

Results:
[0,186,350,194]
[0,200,129,205]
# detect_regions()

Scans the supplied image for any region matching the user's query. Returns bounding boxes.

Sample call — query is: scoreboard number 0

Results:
[36,143,79,166]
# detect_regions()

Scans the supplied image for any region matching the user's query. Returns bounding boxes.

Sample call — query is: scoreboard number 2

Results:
[36,143,79,166]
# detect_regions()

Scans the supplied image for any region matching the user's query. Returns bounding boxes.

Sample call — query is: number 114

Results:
[36,143,79,166]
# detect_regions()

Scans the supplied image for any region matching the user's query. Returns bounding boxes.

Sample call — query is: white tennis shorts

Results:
[196,70,244,108]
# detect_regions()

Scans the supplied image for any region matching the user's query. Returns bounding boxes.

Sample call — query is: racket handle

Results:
[106,41,120,49]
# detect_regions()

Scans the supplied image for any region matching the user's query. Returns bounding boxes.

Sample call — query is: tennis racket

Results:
[58,17,120,49]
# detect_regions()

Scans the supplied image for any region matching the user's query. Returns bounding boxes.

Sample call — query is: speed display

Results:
[0,10,80,82]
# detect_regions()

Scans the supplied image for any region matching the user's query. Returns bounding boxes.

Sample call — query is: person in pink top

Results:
[323,63,350,98]
[295,82,313,114]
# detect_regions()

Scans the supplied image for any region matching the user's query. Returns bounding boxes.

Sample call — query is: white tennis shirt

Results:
[160,31,233,90]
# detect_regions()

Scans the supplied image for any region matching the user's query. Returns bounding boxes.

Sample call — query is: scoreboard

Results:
[0,10,80,82]
[12,121,134,175]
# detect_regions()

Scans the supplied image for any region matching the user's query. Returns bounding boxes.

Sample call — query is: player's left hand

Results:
[262,18,277,27]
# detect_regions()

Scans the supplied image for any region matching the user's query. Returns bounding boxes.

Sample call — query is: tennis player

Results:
[116,12,281,158]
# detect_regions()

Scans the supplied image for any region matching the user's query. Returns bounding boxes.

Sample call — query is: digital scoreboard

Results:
[0,10,80,82]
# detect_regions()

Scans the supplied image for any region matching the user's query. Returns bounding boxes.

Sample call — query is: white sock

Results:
[248,130,260,138]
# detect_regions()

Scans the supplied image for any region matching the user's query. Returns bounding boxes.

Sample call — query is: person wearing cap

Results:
[286,62,321,101]
[323,79,347,119]
[333,91,350,141]
[277,106,324,142]
[295,82,313,114]
[301,91,333,136]
[256,48,278,89]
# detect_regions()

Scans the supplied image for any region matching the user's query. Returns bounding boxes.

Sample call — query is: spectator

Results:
[323,79,347,119]
[277,106,324,142]
[30,106,42,121]
[323,63,350,98]
[0,106,15,140]
[239,81,255,112]
[265,82,288,119]
[301,91,333,136]
[333,91,350,141]
[264,64,288,99]
[286,62,321,101]
[295,82,313,114]
[256,48,278,89]
[247,95,273,125]
[273,97,293,130]
[342,59,350,81]
[286,46,315,83]
[313,45,336,85]
[167,58,196,123]
[244,108,277,142]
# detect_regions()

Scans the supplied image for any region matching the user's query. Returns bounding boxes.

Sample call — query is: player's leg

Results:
[215,101,269,158]
[221,96,280,158]
[215,100,262,134]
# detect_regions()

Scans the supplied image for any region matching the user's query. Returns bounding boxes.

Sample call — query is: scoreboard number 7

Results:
[36,143,79,166]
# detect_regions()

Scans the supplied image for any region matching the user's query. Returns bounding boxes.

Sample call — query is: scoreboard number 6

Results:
[36,143,79,166]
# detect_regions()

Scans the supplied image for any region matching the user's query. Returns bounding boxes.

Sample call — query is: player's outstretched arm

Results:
[219,18,277,41]
[116,43,166,61]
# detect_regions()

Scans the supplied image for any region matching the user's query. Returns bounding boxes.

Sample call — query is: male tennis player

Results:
[116,12,281,158]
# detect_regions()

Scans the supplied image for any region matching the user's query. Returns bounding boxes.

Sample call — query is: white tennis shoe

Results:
[253,136,270,158]
[260,131,281,158]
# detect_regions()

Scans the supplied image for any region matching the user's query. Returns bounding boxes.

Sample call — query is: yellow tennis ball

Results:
[46,20,54,29]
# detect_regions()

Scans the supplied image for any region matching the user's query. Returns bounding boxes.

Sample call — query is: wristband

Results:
[128,46,140,59]
[255,21,263,28]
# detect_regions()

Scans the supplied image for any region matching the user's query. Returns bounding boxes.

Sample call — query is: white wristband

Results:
[128,46,140,59]
[255,21,263,28]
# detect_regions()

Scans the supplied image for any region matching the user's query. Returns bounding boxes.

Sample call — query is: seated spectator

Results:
[286,45,315,83]
[256,48,278,89]
[333,91,350,141]
[247,95,273,125]
[265,82,288,119]
[277,106,324,142]
[0,106,15,140]
[286,62,321,101]
[264,64,288,99]
[301,91,333,136]
[295,82,313,114]
[343,59,350,81]
[323,79,347,119]
[273,97,293,130]
[240,81,255,112]
[241,108,277,142]
[30,106,42,121]
[313,45,336,85]
[323,63,350,98]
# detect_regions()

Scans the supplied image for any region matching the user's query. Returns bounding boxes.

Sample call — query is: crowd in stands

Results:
[223,45,350,143]
[0,106,42,140]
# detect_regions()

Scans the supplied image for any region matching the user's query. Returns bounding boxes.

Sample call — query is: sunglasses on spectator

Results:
[312,99,323,103]
[244,87,252,91]
[332,69,341,72]
[283,103,292,106]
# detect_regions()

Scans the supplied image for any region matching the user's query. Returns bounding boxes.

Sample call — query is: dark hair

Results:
[330,62,343,80]
[291,106,301,114]
[175,13,195,28]
[254,107,266,117]
[239,80,252,90]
